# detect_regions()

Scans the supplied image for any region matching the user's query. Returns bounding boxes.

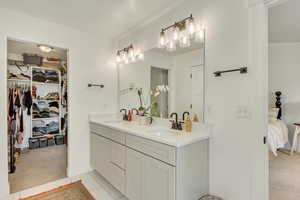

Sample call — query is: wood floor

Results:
[9,145,67,193]
[270,151,300,200]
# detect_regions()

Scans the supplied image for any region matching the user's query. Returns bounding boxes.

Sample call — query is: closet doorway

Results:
[6,39,69,193]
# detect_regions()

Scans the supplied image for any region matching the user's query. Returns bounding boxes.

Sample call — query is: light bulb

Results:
[116,51,121,63]
[195,28,205,43]
[128,47,134,58]
[187,17,195,36]
[124,58,129,64]
[167,40,176,52]
[179,29,191,48]
[159,30,166,48]
[131,55,136,62]
[122,52,127,61]
[173,25,180,41]
[116,55,121,63]
[180,35,191,48]
[138,52,144,60]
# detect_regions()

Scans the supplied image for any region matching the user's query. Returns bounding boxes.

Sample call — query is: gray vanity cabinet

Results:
[90,122,209,200]
[90,133,111,179]
[126,148,175,200]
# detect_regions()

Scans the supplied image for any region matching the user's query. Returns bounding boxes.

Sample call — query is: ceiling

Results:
[8,39,68,61]
[269,0,300,43]
[0,0,183,39]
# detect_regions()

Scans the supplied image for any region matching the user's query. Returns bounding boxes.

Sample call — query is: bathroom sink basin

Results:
[146,129,181,137]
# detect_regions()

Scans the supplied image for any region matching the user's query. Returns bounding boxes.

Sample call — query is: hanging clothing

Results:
[14,89,21,108]
[24,90,32,115]
[7,84,30,174]
[8,89,14,118]
[20,110,24,133]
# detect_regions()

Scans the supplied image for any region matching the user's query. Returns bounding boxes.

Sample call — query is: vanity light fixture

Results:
[158,14,204,51]
[116,44,144,64]
[37,44,54,53]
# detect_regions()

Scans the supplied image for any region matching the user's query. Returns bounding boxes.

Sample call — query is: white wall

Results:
[0,8,117,197]
[118,0,261,199]
[269,43,300,150]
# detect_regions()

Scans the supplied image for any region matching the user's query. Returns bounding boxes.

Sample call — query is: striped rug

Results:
[20,180,95,200]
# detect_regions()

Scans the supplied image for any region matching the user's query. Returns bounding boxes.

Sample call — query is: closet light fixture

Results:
[37,44,54,53]
[116,44,144,64]
[158,14,204,51]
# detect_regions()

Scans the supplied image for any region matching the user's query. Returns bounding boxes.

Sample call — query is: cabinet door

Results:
[142,155,175,200]
[90,133,111,180]
[126,148,143,200]
[126,148,175,200]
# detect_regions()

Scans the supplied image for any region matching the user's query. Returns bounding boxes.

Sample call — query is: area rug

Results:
[20,180,95,200]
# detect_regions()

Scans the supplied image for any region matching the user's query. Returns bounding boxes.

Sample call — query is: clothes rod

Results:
[88,83,104,88]
[214,67,247,77]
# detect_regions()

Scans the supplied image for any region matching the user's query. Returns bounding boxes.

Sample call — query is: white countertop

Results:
[89,114,211,147]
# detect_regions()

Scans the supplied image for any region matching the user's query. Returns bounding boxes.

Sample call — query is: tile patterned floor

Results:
[2,171,128,200]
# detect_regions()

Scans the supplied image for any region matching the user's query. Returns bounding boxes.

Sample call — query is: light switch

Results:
[236,106,251,119]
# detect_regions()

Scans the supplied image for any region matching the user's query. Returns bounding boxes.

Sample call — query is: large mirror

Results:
[118,42,205,122]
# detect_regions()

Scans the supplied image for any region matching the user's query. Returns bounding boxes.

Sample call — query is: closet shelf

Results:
[32,82,60,86]
[31,133,61,139]
[8,79,30,82]
[32,117,59,120]
[33,99,60,102]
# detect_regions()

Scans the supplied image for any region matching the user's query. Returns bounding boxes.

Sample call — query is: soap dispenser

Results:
[128,110,132,122]
[185,116,192,132]
[193,114,199,122]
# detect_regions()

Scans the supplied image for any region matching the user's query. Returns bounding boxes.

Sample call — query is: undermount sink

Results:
[146,128,181,137]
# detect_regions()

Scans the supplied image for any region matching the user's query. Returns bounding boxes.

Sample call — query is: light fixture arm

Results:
[161,14,193,32]
[117,44,133,54]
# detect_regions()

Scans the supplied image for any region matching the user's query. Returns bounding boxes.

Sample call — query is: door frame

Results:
[248,0,289,199]
[4,37,70,194]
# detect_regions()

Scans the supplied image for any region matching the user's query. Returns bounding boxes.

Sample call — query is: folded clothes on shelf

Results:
[32,69,59,84]
[45,70,59,83]
[32,101,59,119]
[32,120,59,137]
[33,70,46,82]
[36,92,60,101]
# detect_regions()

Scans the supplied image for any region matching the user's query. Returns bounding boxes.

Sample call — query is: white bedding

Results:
[268,119,289,156]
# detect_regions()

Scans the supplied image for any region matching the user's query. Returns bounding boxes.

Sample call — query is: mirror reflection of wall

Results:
[150,66,169,118]
[119,43,204,121]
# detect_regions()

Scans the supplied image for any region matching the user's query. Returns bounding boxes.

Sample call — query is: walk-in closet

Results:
[7,39,68,193]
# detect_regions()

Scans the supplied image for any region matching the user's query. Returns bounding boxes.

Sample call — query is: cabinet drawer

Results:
[90,122,125,144]
[126,135,176,166]
[111,142,126,169]
[109,162,125,194]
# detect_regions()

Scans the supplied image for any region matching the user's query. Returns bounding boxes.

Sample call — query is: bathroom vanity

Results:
[90,24,209,200]
[89,115,210,200]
